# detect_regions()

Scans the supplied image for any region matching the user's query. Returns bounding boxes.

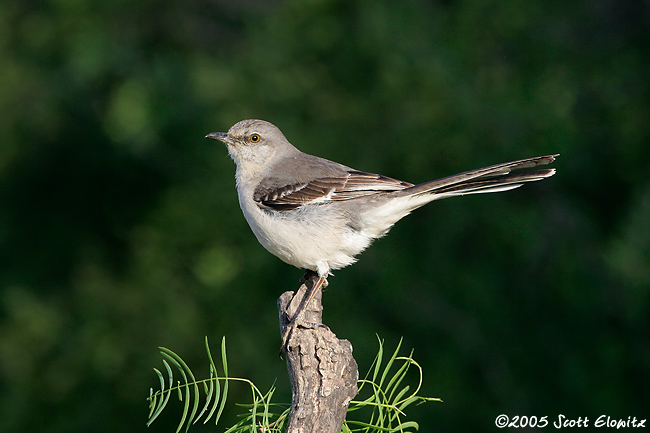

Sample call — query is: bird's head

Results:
[206,119,296,176]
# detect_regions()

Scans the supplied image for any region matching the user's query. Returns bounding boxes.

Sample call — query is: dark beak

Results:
[205,132,229,143]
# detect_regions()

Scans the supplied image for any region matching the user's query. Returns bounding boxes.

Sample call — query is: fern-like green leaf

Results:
[204,336,229,426]
[344,337,442,433]
[159,349,195,433]
[216,336,230,425]
[379,338,403,391]
[371,335,385,384]
[203,350,222,423]
[148,336,440,433]
[147,360,174,427]
[385,355,411,402]
[193,365,214,424]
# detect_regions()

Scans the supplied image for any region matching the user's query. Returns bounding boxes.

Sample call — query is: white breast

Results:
[237,186,372,276]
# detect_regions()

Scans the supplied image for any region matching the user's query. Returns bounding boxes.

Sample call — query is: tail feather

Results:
[401,155,557,199]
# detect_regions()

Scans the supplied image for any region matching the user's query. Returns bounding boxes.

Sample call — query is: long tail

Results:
[401,154,558,199]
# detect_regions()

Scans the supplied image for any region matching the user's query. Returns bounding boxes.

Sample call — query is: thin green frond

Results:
[193,366,214,424]
[379,338,403,390]
[148,388,157,419]
[147,360,174,427]
[147,336,439,433]
[385,361,410,404]
[394,420,420,431]
[212,336,229,426]
[203,346,222,424]
[345,338,440,433]
[159,350,193,433]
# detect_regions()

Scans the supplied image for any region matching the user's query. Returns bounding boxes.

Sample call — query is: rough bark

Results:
[278,273,359,433]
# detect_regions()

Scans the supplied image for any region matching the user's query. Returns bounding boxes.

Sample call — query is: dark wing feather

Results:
[254,171,413,210]
[401,154,558,196]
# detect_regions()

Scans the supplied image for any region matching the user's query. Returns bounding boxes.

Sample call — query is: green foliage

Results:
[149,336,289,433]
[345,337,441,432]
[148,337,439,433]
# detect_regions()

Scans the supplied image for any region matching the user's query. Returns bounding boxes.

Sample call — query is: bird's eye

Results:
[250,134,261,143]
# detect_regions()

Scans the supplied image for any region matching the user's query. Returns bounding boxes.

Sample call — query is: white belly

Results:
[238,192,371,275]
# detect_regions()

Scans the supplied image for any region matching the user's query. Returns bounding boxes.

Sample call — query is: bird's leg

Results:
[280,271,328,352]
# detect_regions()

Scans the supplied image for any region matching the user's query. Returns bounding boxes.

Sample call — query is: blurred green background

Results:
[1,0,648,431]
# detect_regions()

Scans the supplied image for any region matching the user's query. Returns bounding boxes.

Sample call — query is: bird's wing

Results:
[253,171,413,210]
[254,154,558,210]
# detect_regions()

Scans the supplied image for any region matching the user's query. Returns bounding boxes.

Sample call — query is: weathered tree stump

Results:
[278,273,359,433]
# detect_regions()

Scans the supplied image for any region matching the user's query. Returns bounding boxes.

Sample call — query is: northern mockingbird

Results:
[206,119,557,349]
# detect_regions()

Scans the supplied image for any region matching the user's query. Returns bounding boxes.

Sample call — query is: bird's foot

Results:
[279,272,328,355]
